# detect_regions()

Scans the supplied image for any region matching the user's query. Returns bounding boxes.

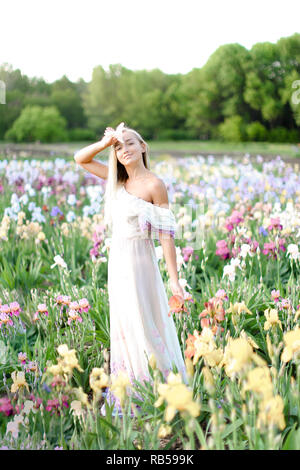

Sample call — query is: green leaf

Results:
[282,425,300,450]
[221,418,243,439]
[161,434,180,450]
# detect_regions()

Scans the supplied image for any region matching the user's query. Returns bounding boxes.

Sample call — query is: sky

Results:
[1,0,299,83]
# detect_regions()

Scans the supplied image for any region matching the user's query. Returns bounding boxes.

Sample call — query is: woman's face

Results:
[114,131,145,167]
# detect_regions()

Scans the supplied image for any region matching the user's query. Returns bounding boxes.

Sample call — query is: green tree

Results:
[277,34,300,128]
[181,44,252,139]
[5,105,68,142]
[246,121,268,141]
[50,75,87,129]
[243,42,286,126]
[1,33,299,144]
[180,67,219,139]
[82,64,131,134]
[23,77,52,108]
[83,64,181,139]
[124,68,178,138]
[0,63,30,139]
[218,115,247,142]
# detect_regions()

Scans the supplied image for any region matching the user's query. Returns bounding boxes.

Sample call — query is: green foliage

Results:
[246,121,268,142]
[1,33,300,143]
[283,425,300,450]
[156,128,197,141]
[218,115,247,142]
[50,76,87,130]
[268,127,300,143]
[67,127,96,142]
[4,105,68,143]
[0,251,46,293]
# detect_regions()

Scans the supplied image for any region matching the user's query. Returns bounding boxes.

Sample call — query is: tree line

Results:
[0,33,299,143]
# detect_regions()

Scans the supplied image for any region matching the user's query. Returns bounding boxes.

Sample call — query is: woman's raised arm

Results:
[74,128,118,180]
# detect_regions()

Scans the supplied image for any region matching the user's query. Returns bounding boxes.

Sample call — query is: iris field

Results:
[0,152,300,450]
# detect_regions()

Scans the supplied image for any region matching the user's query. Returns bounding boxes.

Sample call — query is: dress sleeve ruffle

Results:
[137,202,176,240]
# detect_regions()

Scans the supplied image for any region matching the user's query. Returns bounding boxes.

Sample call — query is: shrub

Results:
[4,105,68,143]
[246,121,268,141]
[155,128,197,141]
[217,115,247,142]
[267,127,300,143]
[67,128,97,142]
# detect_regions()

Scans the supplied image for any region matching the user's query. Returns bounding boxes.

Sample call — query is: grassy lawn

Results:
[0,140,300,159]
[149,140,300,157]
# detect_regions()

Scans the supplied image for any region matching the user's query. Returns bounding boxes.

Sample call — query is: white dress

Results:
[102,183,188,414]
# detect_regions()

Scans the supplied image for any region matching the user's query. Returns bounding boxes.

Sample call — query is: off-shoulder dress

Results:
[101,183,188,416]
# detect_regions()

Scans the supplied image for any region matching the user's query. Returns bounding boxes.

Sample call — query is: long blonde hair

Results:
[103,124,151,232]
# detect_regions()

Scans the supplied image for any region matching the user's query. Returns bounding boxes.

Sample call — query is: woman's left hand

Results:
[169,279,185,300]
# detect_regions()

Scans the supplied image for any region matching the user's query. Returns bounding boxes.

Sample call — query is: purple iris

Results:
[51,206,63,217]
[259,226,268,237]
[42,383,51,393]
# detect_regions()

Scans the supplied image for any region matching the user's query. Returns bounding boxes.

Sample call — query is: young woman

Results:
[74,122,189,416]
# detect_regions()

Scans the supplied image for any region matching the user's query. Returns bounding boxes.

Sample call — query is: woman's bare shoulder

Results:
[147,175,169,207]
[147,173,166,189]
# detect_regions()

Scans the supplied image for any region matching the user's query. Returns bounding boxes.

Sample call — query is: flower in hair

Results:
[113,122,125,143]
